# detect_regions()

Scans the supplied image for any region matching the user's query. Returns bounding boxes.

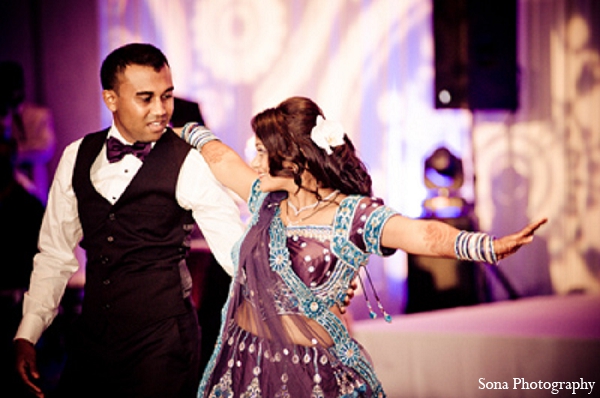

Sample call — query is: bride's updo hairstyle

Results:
[251,96,373,197]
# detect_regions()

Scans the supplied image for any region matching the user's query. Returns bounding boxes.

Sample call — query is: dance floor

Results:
[353,293,600,398]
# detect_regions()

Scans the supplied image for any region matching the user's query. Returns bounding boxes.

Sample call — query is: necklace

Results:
[287,190,340,216]
[284,190,340,226]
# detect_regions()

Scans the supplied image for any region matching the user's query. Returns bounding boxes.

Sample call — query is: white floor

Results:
[353,294,600,398]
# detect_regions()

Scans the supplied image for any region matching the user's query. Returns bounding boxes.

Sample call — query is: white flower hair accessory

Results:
[310,115,345,155]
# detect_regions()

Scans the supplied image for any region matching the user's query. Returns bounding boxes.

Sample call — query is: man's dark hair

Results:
[100,43,169,91]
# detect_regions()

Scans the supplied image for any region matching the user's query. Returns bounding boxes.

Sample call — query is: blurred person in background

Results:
[0,60,56,204]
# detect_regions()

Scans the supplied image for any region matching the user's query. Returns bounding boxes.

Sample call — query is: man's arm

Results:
[14,140,83,396]
[15,140,83,343]
[177,150,246,276]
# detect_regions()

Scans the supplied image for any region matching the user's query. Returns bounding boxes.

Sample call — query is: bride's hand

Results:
[494,218,548,261]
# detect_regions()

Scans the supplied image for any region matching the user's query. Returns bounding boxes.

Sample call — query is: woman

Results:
[181,96,546,397]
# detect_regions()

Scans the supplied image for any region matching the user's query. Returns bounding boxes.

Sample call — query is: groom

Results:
[13,43,245,398]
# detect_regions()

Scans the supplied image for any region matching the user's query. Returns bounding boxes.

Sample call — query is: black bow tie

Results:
[106,136,152,163]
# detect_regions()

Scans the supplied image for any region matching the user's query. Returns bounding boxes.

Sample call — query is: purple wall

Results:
[0,0,102,178]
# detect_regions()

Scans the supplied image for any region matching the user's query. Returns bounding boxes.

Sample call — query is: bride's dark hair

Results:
[251,96,373,197]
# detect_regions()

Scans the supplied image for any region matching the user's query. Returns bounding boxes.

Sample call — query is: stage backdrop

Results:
[96,0,600,313]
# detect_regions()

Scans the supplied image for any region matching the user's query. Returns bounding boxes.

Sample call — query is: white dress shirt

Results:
[15,125,245,344]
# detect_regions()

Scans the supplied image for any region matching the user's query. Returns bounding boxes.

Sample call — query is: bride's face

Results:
[250,137,295,193]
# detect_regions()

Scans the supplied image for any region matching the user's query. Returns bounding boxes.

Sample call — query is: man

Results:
[13,43,244,398]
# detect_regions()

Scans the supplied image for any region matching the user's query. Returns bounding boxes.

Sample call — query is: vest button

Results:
[103,279,111,285]
[107,236,114,242]
[101,256,109,264]
[108,213,116,221]
[104,304,111,310]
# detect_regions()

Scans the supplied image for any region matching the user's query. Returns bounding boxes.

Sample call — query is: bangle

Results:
[181,122,220,151]
[454,231,498,264]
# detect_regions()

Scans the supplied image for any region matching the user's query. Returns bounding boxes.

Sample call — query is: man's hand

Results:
[14,338,44,397]
[339,278,358,314]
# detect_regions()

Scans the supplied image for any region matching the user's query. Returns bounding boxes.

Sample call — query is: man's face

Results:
[103,64,174,143]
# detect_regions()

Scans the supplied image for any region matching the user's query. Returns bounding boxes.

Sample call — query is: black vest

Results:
[72,128,195,340]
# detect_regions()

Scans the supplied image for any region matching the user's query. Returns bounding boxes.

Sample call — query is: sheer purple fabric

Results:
[199,190,383,397]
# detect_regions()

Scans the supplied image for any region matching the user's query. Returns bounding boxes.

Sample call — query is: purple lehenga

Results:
[198,181,397,397]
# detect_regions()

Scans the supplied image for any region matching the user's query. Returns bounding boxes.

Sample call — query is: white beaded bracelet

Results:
[454,230,498,264]
[181,122,220,151]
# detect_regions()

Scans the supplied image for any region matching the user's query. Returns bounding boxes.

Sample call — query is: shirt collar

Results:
[107,122,155,148]
[107,122,130,144]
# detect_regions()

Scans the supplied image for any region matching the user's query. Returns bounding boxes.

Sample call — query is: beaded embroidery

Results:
[199,180,396,397]
[286,224,333,242]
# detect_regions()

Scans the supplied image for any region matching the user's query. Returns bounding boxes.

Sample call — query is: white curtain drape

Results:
[473,0,600,296]
[98,0,600,314]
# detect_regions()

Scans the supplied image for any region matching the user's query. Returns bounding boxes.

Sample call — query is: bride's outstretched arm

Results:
[381,215,547,263]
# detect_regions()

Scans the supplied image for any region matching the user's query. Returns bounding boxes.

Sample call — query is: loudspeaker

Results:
[405,255,479,313]
[405,215,482,313]
[434,0,518,110]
